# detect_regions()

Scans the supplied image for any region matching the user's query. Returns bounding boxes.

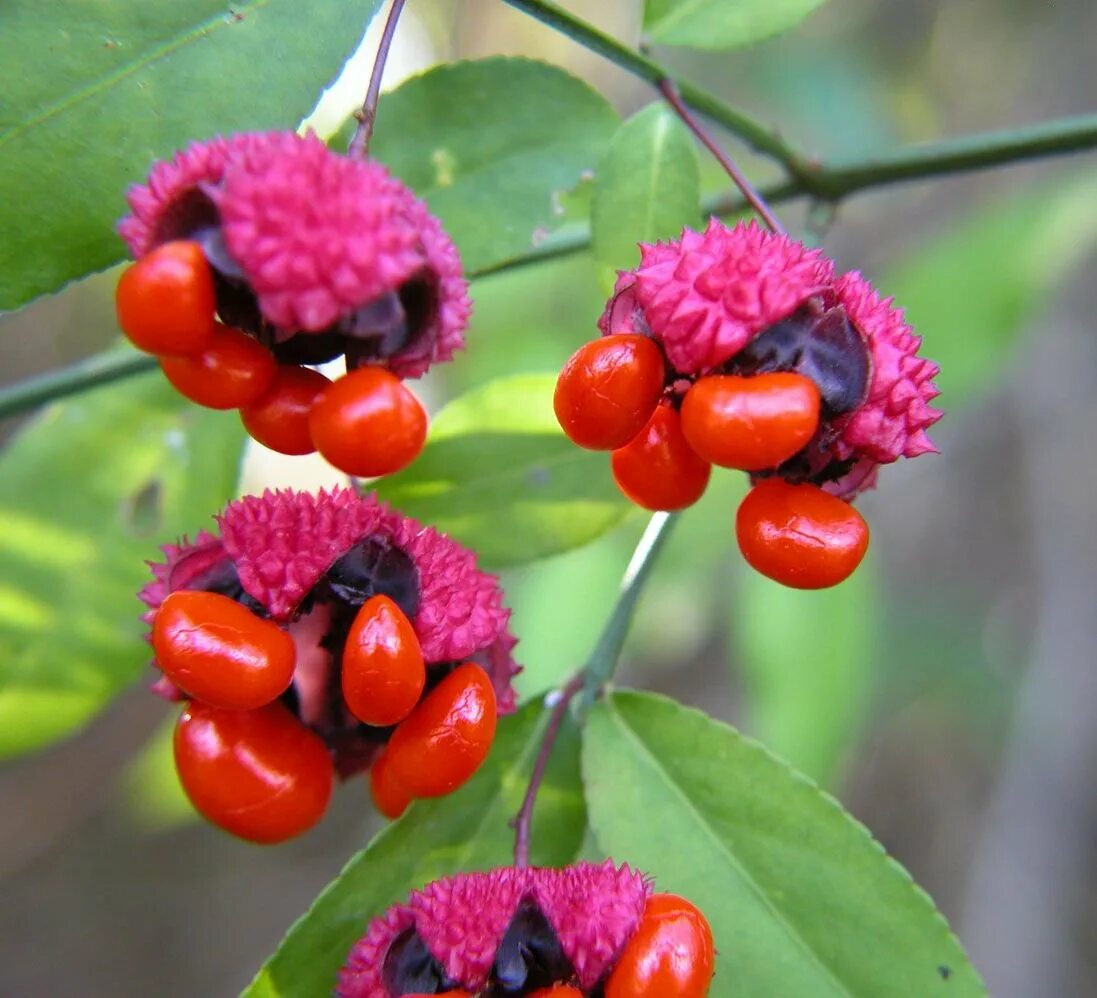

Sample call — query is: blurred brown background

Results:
[3,0,1097,994]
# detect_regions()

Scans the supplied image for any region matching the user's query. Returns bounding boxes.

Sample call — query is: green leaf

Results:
[731,559,878,785]
[245,698,585,998]
[375,374,631,568]
[0,361,244,758]
[644,0,828,50]
[883,173,1097,406]
[0,0,382,311]
[591,103,701,293]
[371,57,618,274]
[583,692,985,997]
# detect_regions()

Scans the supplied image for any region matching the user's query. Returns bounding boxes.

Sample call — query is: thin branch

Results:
[4,112,1096,417]
[578,512,679,712]
[804,112,1097,198]
[658,78,785,234]
[501,0,806,175]
[0,351,157,420]
[512,673,584,868]
[347,0,408,159]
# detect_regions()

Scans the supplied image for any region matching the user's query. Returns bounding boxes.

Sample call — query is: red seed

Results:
[554,335,666,449]
[680,372,821,470]
[342,595,426,727]
[152,589,296,710]
[611,403,711,511]
[736,479,869,589]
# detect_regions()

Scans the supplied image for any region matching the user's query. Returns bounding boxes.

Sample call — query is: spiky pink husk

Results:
[118,136,242,257]
[385,191,472,379]
[215,131,422,333]
[601,220,834,375]
[216,488,510,666]
[117,131,470,376]
[829,271,942,466]
[336,862,651,996]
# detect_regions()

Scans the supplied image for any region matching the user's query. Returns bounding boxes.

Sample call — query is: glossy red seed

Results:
[610,403,711,511]
[605,893,715,998]
[174,700,333,844]
[680,372,821,470]
[152,590,296,710]
[736,479,869,589]
[115,241,217,356]
[308,366,428,477]
[554,334,666,449]
[240,365,332,455]
[386,662,497,798]
[160,324,277,409]
[342,595,426,727]
[369,747,412,820]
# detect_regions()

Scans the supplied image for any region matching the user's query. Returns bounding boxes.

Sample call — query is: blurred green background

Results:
[2,1,1097,995]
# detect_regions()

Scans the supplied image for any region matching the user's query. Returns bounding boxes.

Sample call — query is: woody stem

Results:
[658,78,785,234]
[348,0,408,159]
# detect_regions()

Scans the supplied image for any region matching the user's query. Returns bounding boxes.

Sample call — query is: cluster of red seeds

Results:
[115,240,427,477]
[554,220,941,590]
[154,589,495,841]
[554,336,868,589]
[338,863,714,997]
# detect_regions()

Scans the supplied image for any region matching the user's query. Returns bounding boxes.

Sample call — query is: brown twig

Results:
[657,78,785,234]
[347,0,408,159]
[512,673,585,868]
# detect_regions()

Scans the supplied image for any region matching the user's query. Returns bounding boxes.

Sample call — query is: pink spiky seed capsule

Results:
[117,130,470,379]
[337,862,701,997]
[590,218,941,501]
[138,488,519,837]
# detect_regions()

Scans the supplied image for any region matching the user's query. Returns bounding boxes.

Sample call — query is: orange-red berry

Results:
[308,366,428,477]
[605,893,715,998]
[368,747,412,820]
[152,590,296,710]
[174,700,333,844]
[342,595,425,727]
[680,372,821,471]
[736,479,869,589]
[240,364,331,455]
[554,334,666,450]
[115,241,217,356]
[160,324,277,409]
[386,662,497,798]
[611,403,711,511]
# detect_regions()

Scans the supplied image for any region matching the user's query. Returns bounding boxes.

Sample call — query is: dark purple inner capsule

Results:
[727,299,870,418]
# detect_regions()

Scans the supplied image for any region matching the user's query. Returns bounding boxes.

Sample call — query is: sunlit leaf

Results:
[0,362,244,758]
[584,691,985,997]
[0,0,383,311]
[644,0,828,50]
[371,57,618,274]
[591,103,700,292]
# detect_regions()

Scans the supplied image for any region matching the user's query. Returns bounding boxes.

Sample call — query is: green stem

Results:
[578,512,679,712]
[501,0,806,175]
[4,112,1096,418]
[0,350,157,420]
[800,112,1097,198]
